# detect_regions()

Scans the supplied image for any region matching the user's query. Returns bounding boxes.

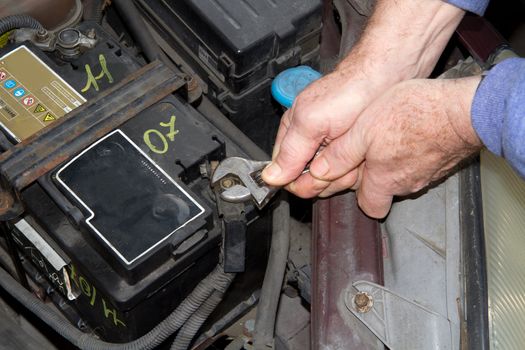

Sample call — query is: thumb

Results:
[308,123,368,181]
[356,172,393,219]
[262,110,323,186]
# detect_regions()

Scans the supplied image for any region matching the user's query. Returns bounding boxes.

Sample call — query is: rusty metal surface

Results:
[313,1,384,348]
[0,60,184,219]
[312,193,384,349]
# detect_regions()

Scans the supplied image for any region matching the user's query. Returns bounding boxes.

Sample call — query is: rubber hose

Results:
[0,263,230,350]
[253,197,290,348]
[83,0,104,23]
[171,274,235,350]
[0,14,45,36]
[112,0,162,62]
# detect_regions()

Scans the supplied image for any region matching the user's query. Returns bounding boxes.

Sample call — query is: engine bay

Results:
[0,1,524,350]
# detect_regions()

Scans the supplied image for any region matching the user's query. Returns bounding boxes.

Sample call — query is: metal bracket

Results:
[344,280,453,350]
[12,27,98,59]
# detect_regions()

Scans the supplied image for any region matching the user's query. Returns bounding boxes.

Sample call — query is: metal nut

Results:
[184,74,199,92]
[354,291,373,313]
[36,29,49,42]
[220,178,234,189]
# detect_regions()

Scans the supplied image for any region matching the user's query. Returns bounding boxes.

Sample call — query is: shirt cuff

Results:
[444,0,489,15]
[471,57,525,157]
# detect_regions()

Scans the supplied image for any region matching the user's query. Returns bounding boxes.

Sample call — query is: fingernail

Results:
[311,156,329,178]
[262,162,282,181]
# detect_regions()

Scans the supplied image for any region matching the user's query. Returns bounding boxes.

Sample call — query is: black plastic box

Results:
[3,24,271,342]
[138,0,322,152]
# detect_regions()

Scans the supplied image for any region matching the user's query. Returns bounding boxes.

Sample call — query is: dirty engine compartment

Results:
[0,0,524,350]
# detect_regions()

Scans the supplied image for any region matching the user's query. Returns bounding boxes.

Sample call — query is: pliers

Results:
[211,157,278,209]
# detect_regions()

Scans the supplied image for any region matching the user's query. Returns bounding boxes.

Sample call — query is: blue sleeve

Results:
[444,0,489,15]
[471,58,525,178]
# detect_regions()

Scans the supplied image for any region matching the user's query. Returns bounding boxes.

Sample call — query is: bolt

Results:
[183,74,198,90]
[354,292,373,313]
[36,29,49,42]
[87,28,96,39]
[220,178,234,189]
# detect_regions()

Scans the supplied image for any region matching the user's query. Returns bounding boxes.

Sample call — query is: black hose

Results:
[112,0,163,63]
[253,197,290,348]
[171,278,234,350]
[0,15,45,36]
[0,263,232,350]
[83,0,104,24]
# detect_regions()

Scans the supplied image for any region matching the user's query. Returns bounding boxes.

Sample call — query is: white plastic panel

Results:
[383,173,461,349]
[480,150,525,350]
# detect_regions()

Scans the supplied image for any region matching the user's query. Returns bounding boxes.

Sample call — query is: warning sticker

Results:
[43,113,56,122]
[0,46,86,141]
[22,96,35,107]
[34,104,46,114]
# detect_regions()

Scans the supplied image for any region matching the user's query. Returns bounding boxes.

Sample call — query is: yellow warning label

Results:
[43,113,56,122]
[34,104,46,114]
[0,46,86,141]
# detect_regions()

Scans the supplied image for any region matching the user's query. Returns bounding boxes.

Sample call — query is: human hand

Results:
[307,76,483,218]
[262,0,465,197]
[261,68,381,197]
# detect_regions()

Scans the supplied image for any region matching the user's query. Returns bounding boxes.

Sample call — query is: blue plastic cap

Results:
[271,66,322,108]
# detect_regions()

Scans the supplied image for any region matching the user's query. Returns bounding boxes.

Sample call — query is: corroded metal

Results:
[0,60,184,220]
[354,291,374,313]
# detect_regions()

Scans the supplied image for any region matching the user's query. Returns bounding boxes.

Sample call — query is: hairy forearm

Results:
[336,0,465,88]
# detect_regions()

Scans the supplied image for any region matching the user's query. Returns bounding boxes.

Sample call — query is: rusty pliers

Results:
[211,157,278,209]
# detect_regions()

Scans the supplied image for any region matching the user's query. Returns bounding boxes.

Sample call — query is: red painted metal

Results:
[456,14,508,65]
[312,193,383,349]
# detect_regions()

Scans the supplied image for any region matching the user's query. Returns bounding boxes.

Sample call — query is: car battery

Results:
[138,0,322,152]
[0,23,270,342]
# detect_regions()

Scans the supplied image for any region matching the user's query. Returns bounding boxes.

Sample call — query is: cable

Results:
[112,0,162,62]
[83,0,104,23]
[0,15,45,36]
[253,197,290,348]
[0,263,232,350]
[171,277,234,350]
